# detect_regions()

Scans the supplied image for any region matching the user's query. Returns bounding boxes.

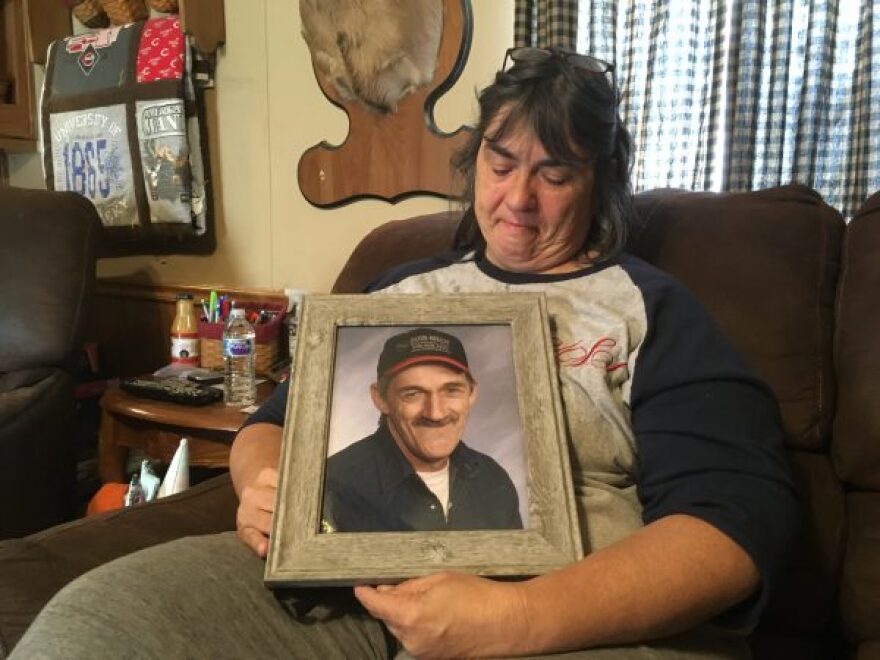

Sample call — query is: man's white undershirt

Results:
[417,464,450,519]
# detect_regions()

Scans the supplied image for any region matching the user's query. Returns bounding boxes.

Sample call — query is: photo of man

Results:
[322,327,524,533]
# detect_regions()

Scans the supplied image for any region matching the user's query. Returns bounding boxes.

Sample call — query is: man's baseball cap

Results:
[377,328,469,378]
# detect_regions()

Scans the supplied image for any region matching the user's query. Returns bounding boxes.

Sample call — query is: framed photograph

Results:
[265,293,581,587]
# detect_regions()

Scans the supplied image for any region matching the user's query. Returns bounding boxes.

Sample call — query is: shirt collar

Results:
[372,423,478,493]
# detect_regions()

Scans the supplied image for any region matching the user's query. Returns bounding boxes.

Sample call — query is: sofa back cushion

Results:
[627,186,848,638]
[628,185,845,450]
[833,191,880,645]
[834,190,880,489]
[0,188,101,372]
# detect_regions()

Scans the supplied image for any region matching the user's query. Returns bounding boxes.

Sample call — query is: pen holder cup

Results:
[198,303,285,375]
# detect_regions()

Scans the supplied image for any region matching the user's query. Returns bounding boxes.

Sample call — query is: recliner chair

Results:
[0,187,100,540]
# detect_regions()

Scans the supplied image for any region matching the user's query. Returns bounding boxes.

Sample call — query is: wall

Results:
[7,0,514,294]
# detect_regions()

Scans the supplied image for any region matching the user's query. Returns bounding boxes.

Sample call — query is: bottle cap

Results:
[176,293,193,300]
[230,308,246,318]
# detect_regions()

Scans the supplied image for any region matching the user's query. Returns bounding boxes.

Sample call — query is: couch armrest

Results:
[0,473,237,656]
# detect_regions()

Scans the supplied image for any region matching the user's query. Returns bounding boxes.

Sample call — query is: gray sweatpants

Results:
[10,532,750,659]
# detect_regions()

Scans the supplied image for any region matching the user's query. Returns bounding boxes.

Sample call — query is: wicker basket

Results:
[99,0,148,24]
[200,338,279,376]
[72,0,110,28]
[198,303,285,376]
[146,0,178,12]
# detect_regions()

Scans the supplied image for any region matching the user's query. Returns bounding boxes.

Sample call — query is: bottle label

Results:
[223,337,254,357]
[171,336,200,364]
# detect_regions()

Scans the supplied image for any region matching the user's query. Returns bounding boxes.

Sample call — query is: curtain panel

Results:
[573,0,878,217]
[514,0,579,49]
[578,1,727,192]
[726,0,878,216]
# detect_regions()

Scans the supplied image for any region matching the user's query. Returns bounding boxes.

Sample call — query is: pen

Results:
[200,298,210,322]
[208,291,218,323]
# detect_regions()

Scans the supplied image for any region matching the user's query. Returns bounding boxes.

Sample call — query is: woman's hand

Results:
[354,571,530,658]
[235,466,278,557]
[229,422,283,558]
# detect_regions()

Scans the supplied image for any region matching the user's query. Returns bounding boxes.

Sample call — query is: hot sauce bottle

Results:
[171,293,200,365]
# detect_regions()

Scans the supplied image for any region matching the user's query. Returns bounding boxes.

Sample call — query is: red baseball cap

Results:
[377,328,470,378]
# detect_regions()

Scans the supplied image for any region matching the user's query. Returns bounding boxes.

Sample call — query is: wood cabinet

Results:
[179,0,225,57]
[0,0,70,151]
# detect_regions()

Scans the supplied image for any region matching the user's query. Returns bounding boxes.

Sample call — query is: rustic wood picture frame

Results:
[265,293,582,587]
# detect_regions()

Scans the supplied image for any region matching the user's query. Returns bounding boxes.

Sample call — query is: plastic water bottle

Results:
[223,308,256,407]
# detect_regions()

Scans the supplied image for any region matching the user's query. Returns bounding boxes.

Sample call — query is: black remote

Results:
[120,377,223,406]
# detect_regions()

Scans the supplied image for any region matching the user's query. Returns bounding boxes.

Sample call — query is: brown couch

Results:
[0,188,100,540]
[1,185,878,659]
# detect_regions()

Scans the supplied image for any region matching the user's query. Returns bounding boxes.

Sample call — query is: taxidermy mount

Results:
[299,0,443,113]
[297,0,473,207]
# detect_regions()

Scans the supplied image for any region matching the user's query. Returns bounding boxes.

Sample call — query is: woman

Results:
[12,49,797,659]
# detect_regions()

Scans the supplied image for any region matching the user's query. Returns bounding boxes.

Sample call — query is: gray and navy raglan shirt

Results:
[247,249,798,628]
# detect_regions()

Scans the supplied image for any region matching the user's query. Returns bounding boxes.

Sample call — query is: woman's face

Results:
[474,116,596,274]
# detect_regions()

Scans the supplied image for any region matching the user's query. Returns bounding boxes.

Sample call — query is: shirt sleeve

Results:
[241,377,289,428]
[627,261,799,630]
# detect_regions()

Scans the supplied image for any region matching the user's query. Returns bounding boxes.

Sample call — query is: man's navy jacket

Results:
[322,423,523,532]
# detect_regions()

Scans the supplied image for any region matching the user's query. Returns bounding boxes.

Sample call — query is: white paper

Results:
[158,437,190,498]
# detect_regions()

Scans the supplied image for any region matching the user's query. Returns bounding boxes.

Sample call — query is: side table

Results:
[98,380,275,483]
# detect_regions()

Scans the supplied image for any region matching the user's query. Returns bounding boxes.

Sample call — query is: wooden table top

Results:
[100,380,276,433]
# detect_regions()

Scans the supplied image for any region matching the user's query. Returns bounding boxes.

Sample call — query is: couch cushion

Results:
[857,641,880,659]
[750,633,845,660]
[840,492,880,646]
[833,191,880,489]
[835,192,880,654]
[629,186,845,451]
[0,369,55,426]
[758,451,845,635]
[0,369,76,540]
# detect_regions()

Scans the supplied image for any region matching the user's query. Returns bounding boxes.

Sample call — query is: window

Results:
[577,0,876,216]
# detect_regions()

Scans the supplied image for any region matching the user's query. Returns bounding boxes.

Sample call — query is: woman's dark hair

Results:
[452,51,634,262]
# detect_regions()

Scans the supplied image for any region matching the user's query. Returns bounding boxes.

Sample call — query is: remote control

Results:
[120,377,223,406]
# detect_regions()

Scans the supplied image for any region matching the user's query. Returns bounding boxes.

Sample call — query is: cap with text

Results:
[377,328,470,378]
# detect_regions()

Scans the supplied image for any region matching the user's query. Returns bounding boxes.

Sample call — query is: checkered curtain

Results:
[576,1,877,217]
[577,1,728,191]
[725,1,878,217]
[514,0,578,49]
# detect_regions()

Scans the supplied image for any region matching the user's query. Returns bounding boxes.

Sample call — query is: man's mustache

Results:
[413,415,458,428]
